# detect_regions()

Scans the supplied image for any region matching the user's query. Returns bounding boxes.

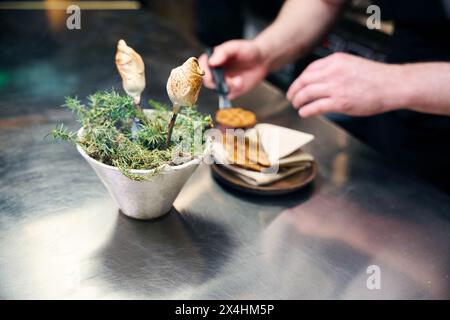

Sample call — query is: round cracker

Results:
[215,107,257,128]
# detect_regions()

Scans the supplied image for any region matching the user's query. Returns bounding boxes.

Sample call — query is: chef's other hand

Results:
[287,52,401,117]
[198,40,269,99]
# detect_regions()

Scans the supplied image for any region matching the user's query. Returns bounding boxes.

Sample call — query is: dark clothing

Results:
[351,0,450,193]
[196,0,284,47]
[375,0,450,63]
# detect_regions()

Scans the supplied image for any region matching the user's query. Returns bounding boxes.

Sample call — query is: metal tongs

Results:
[206,47,232,109]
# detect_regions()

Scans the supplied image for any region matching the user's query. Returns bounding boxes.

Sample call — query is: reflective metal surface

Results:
[1,10,449,299]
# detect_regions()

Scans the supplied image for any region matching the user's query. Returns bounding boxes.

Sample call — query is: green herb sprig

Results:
[50,90,212,180]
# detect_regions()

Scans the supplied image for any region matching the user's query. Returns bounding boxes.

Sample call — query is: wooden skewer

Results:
[165,103,180,148]
[134,98,142,112]
[130,99,142,140]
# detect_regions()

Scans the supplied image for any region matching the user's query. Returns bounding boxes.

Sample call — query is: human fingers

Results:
[208,40,242,67]
[198,53,215,89]
[291,83,330,109]
[298,98,334,117]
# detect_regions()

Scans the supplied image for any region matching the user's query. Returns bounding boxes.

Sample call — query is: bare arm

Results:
[256,0,450,116]
[398,63,450,116]
[199,0,346,98]
[287,52,450,118]
[254,0,346,71]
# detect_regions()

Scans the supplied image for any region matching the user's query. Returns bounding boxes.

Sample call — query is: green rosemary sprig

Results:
[50,90,212,180]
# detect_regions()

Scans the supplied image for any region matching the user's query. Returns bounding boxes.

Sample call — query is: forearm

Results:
[254,0,345,71]
[385,63,450,116]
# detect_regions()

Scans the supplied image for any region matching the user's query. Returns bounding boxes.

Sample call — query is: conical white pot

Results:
[75,111,207,220]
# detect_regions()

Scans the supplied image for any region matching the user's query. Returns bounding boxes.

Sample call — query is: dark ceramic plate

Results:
[211,162,317,195]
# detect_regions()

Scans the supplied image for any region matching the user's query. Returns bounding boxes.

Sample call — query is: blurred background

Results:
[0,0,392,90]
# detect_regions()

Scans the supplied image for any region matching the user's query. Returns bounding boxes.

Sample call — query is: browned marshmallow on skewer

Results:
[165,58,205,147]
[166,57,205,111]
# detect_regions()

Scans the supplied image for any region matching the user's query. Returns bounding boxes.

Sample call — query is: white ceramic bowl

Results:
[76,110,206,220]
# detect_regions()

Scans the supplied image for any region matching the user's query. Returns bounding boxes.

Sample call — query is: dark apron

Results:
[360,0,450,193]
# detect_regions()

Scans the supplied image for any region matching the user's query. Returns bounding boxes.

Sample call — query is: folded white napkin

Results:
[256,123,314,162]
[226,162,311,186]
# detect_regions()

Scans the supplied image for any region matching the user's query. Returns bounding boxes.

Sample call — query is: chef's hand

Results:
[287,52,402,117]
[198,40,269,99]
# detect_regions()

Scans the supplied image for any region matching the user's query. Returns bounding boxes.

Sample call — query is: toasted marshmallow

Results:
[166,57,205,108]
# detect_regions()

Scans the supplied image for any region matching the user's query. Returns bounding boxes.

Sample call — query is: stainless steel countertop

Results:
[0,10,449,299]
